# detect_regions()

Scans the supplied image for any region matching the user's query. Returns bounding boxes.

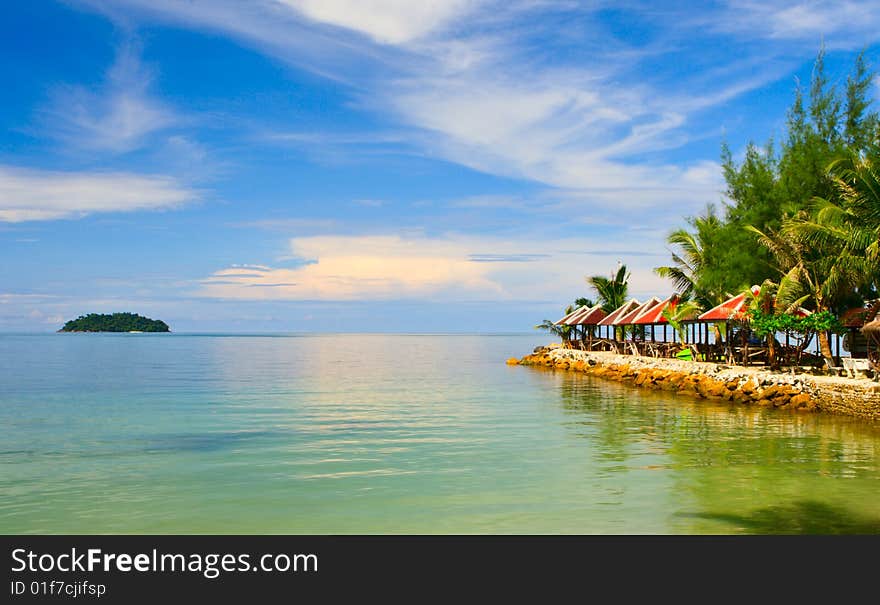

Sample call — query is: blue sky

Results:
[2,1,879,332]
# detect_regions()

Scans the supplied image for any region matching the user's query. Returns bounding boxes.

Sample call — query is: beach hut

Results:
[694,286,762,361]
[840,305,878,359]
[568,304,608,350]
[554,305,589,346]
[613,297,662,355]
[697,286,761,323]
[631,295,682,349]
[558,305,597,345]
[698,286,814,364]
[597,299,641,345]
[616,297,662,325]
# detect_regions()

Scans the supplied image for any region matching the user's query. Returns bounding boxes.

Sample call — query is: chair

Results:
[841,357,872,378]
[825,357,846,376]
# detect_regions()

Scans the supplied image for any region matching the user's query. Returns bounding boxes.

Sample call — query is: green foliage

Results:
[748,307,842,338]
[588,264,629,312]
[799,310,844,334]
[654,205,727,309]
[59,313,170,333]
[534,319,572,341]
[660,299,702,342]
[657,49,879,304]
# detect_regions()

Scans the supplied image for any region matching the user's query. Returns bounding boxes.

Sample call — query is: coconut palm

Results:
[654,206,724,309]
[588,264,629,313]
[747,221,868,363]
[534,319,572,342]
[660,298,703,345]
[785,155,880,283]
[535,303,578,343]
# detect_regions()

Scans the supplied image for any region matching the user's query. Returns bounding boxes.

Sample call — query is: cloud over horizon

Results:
[198,233,669,303]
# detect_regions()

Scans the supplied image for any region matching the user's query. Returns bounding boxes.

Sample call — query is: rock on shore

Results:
[512,345,880,421]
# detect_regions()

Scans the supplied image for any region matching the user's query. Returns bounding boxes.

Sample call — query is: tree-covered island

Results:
[58,313,170,333]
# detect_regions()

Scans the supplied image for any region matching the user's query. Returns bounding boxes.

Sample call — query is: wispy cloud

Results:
[79,0,769,215]
[280,0,483,45]
[0,165,198,222]
[235,218,341,233]
[40,42,177,153]
[198,232,670,302]
[719,1,880,46]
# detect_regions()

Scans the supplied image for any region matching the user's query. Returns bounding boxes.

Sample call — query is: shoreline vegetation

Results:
[58,313,170,333]
[519,49,880,420]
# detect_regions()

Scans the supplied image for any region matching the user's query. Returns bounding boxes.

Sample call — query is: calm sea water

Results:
[1,333,879,534]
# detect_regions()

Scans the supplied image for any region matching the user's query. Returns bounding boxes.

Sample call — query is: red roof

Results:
[632,295,678,325]
[597,299,641,326]
[615,297,662,325]
[569,304,607,326]
[560,305,593,325]
[696,286,812,321]
[554,305,588,326]
[698,286,760,321]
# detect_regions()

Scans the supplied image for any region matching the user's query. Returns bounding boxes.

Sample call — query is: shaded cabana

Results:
[613,297,662,355]
[553,305,592,348]
[567,304,608,350]
[616,297,661,325]
[631,295,685,354]
[697,286,819,364]
[597,299,641,344]
[694,286,761,362]
[698,286,760,322]
[840,305,878,359]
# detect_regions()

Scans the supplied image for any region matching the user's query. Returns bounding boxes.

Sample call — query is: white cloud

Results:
[41,43,177,153]
[0,165,198,222]
[721,1,880,46]
[281,0,480,45]
[0,293,59,303]
[198,232,671,302]
[74,1,783,212]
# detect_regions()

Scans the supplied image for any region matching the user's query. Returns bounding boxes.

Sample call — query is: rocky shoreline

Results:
[508,344,880,421]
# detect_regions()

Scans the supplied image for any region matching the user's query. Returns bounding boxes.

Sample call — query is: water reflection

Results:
[683,501,880,534]
[2,333,879,534]
[539,367,880,533]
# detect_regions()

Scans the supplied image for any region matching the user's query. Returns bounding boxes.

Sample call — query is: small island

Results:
[58,313,170,333]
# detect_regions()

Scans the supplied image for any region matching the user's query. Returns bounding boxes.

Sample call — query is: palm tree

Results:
[534,319,572,342]
[747,221,868,363]
[750,155,880,365]
[535,303,577,343]
[742,279,788,369]
[661,298,703,354]
[588,263,629,313]
[654,205,724,308]
[786,155,880,284]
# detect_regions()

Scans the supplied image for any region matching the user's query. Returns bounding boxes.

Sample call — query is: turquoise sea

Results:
[1,333,879,534]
